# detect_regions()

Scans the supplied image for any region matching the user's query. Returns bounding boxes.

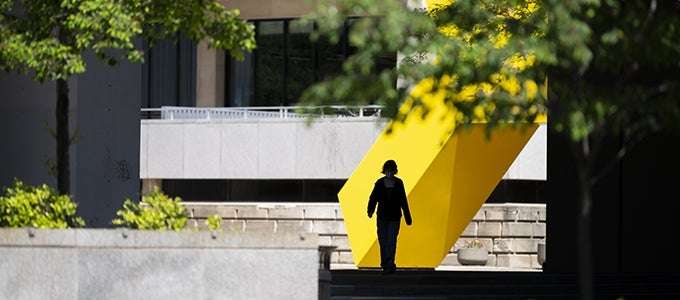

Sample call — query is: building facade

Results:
[0,0,545,236]
[141,0,547,204]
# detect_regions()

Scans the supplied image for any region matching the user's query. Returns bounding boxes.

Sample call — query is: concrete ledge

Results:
[0,229,320,300]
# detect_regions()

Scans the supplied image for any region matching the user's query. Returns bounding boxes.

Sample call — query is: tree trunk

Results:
[577,165,593,300]
[56,78,70,195]
[573,138,594,300]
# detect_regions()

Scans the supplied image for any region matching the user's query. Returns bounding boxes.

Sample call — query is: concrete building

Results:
[138,0,547,205]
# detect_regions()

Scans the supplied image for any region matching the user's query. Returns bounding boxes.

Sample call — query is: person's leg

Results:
[376,219,388,271]
[385,220,401,273]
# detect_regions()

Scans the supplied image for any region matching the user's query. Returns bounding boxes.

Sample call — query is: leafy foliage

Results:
[0,0,256,81]
[301,0,548,135]
[0,178,85,228]
[205,214,223,231]
[301,0,680,144]
[111,186,187,230]
[547,0,680,146]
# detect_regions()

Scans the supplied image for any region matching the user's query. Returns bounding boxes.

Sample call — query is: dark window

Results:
[161,178,545,204]
[142,33,196,109]
[226,18,396,107]
[286,20,314,105]
[254,21,285,106]
[162,179,346,202]
[486,179,546,204]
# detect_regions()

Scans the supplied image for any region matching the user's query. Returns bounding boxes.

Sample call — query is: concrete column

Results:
[196,40,225,107]
[142,179,163,194]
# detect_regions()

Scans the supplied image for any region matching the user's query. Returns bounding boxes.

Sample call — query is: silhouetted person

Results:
[367,159,412,274]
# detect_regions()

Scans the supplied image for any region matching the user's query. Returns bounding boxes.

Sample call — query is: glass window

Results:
[287,20,314,105]
[225,18,395,108]
[142,33,196,110]
[254,20,285,106]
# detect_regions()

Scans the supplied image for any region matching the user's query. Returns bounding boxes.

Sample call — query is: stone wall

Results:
[183,202,547,269]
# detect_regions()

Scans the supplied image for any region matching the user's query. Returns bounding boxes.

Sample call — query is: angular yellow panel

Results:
[338,84,539,268]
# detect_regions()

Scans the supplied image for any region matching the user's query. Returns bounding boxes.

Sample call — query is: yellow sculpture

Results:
[337,72,544,269]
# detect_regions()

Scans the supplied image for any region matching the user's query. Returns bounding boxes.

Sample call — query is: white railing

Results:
[141,105,382,120]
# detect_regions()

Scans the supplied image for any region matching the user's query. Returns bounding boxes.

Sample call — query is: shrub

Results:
[0,178,85,228]
[111,186,187,230]
[205,214,223,231]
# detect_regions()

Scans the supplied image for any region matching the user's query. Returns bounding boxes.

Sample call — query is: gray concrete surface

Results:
[0,228,319,300]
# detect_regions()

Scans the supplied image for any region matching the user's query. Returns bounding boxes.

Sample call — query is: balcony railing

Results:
[141,106,383,120]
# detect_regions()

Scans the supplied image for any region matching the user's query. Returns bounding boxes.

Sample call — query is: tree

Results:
[301,0,680,299]
[0,0,256,195]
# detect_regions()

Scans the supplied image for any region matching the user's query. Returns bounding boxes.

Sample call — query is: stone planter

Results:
[457,248,489,266]
[537,242,546,266]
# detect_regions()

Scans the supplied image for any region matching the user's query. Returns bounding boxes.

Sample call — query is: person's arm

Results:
[399,180,412,225]
[367,181,379,218]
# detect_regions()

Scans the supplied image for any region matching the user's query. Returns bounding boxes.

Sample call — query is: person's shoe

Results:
[382,268,391,275]
[389,264,397,274]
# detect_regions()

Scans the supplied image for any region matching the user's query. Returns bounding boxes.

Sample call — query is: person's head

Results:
[382,160,398,177]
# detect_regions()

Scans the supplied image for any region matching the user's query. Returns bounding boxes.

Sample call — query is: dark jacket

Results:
[368,176,412,224]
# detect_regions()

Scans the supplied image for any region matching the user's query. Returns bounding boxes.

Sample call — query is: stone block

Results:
[532,222,546,237]
[330,250,340,264]
[503,205,546,222]
[184,203,218,218]
[338,251,355,264]
[514,238,542,253]
[264,204,305,219]
[501,222,534,237]
[235,205,269,219]
[331,235,350,251]
[492,238,513,253]
[477,222,502,237]
[313,220,347,235]
[244,220,276,232]
[300,204,339,220]
[474,205,507,221]
[213,205,239,219]
[277,220,313,232]
[223,220,245,232]
[318,235,333,246]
